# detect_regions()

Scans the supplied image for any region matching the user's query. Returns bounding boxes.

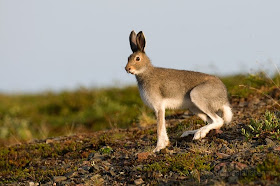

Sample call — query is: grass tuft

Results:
[242,111,280,141]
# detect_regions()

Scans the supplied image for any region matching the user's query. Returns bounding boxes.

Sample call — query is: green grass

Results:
[220,72,280,98]
[0,86,150,145]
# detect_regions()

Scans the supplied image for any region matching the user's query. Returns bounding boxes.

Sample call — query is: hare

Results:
[125,31,233,152]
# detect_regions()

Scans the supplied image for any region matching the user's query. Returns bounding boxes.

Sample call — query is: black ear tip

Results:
[137,31,145,39]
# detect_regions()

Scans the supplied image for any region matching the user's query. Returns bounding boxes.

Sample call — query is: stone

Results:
[134,178,144,185]
[228,176,238,184]
[109,170,116,177]
[64,171,78,178]
[53,176,67,182]
[90,174,104,185]
[137,152,151,162]
[214,162,227,172]
[216,152,230,159]
[233,161,248,170]
[265,138,276,147]
[29,182,39,186]
[87,152,95,160]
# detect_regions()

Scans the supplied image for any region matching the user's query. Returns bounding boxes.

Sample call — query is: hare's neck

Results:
[135,65,154,84]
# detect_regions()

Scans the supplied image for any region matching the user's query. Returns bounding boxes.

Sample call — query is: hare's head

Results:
[125,31,152,75]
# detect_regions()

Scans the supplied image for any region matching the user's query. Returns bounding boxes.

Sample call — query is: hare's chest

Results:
[138,85,156,109]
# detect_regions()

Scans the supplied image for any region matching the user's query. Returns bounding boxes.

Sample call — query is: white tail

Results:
[223,105,233,124]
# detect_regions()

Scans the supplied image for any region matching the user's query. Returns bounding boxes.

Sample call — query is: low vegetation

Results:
[242,111,280,141]
[0,72,279,185]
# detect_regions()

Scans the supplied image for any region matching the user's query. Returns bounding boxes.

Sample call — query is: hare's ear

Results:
[136,31,146,52]
[129,30,138,53]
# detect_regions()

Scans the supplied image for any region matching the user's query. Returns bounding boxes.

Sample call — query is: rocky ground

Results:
[1,91,280,185]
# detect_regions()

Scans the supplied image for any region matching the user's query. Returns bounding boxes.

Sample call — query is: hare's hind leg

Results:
[189,83,225,140]
[181,106,211,138]
[193,113,223,140]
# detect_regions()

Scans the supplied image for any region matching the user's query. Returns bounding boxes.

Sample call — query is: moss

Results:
[0,138,94,183]
[144,152,212,177]
[241,153,280,184]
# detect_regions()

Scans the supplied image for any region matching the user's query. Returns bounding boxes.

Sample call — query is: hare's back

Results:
[152,67,218,96]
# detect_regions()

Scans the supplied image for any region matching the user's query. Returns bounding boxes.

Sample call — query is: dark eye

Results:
[136,56,140,61]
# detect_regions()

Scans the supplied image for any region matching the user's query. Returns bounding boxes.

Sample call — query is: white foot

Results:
[153,139,170,153]
[193,126,210,140]
[180,130,198,137]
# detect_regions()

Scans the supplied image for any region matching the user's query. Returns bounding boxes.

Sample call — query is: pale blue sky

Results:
[0,1,280,93]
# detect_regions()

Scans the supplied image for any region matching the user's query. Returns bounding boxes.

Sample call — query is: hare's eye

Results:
[136,56,140,61]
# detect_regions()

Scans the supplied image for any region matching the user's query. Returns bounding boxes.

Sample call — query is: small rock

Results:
[46,139,54,144]
[177,176,188,180]
[239,100,248,107]
[265,138,276,147]
[64,171,73,178]
[137,152,151,162]
[53,176,67,182]
[248,98,260,107]
[234,162,248,170]
[274,146,280,151]
[29,182,39,186]
[214,162,227,172]
[109,170,116,177]
[102,161,111,166]
[228,176,238,184]
[81,165,91,171]
[134,178,144,185]
[124,153,129,159]
[90,174,104,185]
[45,137,60,144]
[64,171,79,178]
[87,152,95,160]
[216,152,230,159]
[78,168,88,175]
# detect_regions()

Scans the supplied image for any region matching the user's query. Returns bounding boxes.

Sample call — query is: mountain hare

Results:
[125,31,233,152]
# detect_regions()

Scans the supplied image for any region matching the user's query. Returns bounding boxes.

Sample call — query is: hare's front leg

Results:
[153,108,170,152]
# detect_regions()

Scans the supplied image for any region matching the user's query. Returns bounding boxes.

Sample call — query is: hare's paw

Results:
[153,146,164,153]
[153,139,170,153]
[193,126,210,140]
[180,130,198,137]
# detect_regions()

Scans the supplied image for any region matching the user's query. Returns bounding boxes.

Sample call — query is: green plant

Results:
[241,153,280,183]
[99,146,113,154]
[242,111,280,141]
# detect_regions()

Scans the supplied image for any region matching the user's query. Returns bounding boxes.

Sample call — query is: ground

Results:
[0,74,280,185]
[1,89,280,185]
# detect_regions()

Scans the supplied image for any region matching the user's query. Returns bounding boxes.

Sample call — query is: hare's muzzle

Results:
[125,65,132,74]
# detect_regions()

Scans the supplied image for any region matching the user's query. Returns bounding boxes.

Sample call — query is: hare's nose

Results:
[125,66,131,72]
